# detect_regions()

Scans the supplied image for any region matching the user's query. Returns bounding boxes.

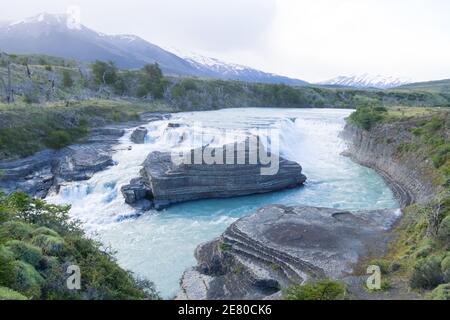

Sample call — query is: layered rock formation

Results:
[341,121,439,206]
[177,205,401,300]
[121,141,307,210]
[0,113,168,198]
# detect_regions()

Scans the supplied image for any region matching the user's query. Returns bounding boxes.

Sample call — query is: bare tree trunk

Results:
[7,61,13,103]
[25,63,31,79]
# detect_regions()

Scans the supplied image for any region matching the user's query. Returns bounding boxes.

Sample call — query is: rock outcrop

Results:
[130,127,148,144]
[0,113,169,198]
[121,141,307,210]
[341,122,439,206]
[177,205,401,300]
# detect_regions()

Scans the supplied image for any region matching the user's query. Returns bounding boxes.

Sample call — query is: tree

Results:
[137,63,165,99]
[91,60,118,85]
[62,70,74,88]
[0,53,14,104]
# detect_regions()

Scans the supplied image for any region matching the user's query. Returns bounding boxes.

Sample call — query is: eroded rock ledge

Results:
[121,142,307,210]
[177,205,400,300]
[341,122,439,206]
[0,113,168,198]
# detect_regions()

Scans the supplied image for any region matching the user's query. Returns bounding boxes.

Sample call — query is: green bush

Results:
[0,246,15,287]
[349,106,385,130]
[31,234,65,256]
[284,280,347,300]
[0,286,28,300]
[428,283,450,300]
[31,227,60,238]
[438,215,450,243]
[45,130,72,149]
[11,261,44,298]
[410,255,446,290]
[6,240,44,268]
[0,221,33,241]
[62,70,74,88]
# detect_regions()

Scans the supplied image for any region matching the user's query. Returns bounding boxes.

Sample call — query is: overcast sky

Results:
[1,0,450,82]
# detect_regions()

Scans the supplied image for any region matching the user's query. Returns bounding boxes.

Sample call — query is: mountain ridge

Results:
[0,13,308,85]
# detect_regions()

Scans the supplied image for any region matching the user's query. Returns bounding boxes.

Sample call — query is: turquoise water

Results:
[47,108,398,298]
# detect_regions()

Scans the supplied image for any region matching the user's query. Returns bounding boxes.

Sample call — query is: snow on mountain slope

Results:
[318,74,411,89]
[169,48,308,85]
[0,13,308,85]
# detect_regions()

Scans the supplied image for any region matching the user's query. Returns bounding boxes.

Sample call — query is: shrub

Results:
[438,215,450,243]
[428,283,450,300]
[62,70,74,88]
[349,106,385,130]
[284,280,347,300]
[6,240,44,268]
[45,130,72,149]
[0,221,33,241]
[0,286,28,300]
[31,227,60,238]
[31,234,65,256]
[410,256,446,290]
[11,261,44,298]
[0,246,15,287]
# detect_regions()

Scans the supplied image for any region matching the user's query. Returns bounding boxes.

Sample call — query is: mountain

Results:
[0,13,308,85]
[396,79,450,94]
[170,49,308,85]
[318,74,410,89]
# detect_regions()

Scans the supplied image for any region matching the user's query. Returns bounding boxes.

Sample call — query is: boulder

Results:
[130,127,148,144]
[177,205,401,300]
[120,178,153,205]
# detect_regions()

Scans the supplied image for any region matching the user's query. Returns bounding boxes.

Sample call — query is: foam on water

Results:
[46,108,399,298]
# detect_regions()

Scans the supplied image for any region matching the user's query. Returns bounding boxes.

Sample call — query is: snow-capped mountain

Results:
[0,13,308,85]
[318,74,411,89]
[169,49,308,85]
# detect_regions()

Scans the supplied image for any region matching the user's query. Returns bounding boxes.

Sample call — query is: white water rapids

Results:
[46,108,399,298]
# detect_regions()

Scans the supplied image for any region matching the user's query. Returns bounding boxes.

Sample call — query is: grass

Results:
[0,99,175,160]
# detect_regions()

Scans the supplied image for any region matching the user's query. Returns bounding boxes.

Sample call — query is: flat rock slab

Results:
[123,141,307,210]
[178,205,401,300]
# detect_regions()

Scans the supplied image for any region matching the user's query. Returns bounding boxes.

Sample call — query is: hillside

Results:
[1,52,449,161]
[397,79,450,94]
[344,106,449,299]
[0,13,307,85]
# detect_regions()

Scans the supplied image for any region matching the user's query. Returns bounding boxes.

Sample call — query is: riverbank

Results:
[0,108,170,198]
[341,106,449,300]
[177,107,449,300]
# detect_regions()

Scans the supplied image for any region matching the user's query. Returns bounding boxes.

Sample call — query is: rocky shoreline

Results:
[340,122,438,206]
[177,205,401,300]
[177,119,437,300]
[0,113,168,198]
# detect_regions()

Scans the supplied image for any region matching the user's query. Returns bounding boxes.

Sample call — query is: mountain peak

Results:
[318,74,411,89]
[8,12,82,30]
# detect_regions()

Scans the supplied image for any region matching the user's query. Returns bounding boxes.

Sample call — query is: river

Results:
[46,108,398,298]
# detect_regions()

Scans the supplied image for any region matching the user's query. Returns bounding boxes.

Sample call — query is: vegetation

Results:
[284,280,348,300]
[350,107,449,299]
[0,191,160,300]
[0,99,174,160]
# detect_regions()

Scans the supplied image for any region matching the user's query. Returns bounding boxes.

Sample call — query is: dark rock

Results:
[177,205,401,300]
[120,178,153,205]
[130,127,148,144]
[125,140,306,210]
